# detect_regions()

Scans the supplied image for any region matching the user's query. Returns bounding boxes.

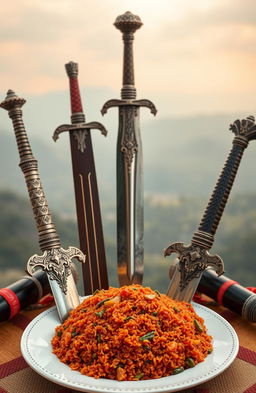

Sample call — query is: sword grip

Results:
[197,116,256,238]
[0,90,61,252]
[114,12,143,100]
[65,61,85,121]
[198,143,245,236]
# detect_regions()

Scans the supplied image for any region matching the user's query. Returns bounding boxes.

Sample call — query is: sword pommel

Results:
[230,115,256,145]
[114,11,143,34]
[65,61,78,79]
[0,90,26,113]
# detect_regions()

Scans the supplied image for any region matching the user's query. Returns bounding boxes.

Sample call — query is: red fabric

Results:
[0,357,28,378]
[0,288,20,319]
[69,78,83,113]
[217,279,238,305]
[243,383,256,393]
[237,346,256,366]
[247,287,256,294]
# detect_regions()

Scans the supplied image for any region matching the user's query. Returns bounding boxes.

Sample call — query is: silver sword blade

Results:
[117,106,143,286]
[166,263,202,302]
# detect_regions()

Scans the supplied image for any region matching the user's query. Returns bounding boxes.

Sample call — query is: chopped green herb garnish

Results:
[185,358,195,368]
[132,287,138,291]
[154,290,161,297]
[135,372,144,380]
[92,353,98,360]
[92,289,100,295]
[152,311,158,316]
[82,308,87,312]
[172,367,184,375]
[194,319,203,332]
[96,333,102,343]
[208,348,213,354]
[142,345,151,351]
[96,298,111,308]
[57,331,62,337]
[93,322,97,326]
[71,329,78,338]
[145,359,153,364]
[138,309,146,314]
[139,331,155,341]
[95,309,105,318]
[124,316,135,321]
[173,307,180,313]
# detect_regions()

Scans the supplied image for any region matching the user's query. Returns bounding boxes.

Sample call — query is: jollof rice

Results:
[52,285,212,380]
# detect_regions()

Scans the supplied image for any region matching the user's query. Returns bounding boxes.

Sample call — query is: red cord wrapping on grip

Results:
[0,288,20,319]
[69,77,83,114]
[217,280,238,305]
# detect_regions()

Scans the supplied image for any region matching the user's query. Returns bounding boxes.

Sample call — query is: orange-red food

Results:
[52,285,212,381]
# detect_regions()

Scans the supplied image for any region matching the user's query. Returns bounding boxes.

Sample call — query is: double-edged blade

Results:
[101,11,157,286]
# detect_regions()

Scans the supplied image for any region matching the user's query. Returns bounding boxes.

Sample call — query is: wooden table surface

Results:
[0,302,255,393]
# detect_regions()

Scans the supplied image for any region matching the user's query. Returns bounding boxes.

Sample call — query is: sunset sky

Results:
[1,0,256,117]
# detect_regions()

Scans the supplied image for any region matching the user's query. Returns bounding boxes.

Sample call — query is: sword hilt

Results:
[165,116,256,291]
[0,90,86,297]
[53,61,108,152]
[0,90,61,252]
[195,115,256,240]
[65,61,85,123]
[114,11,143,100]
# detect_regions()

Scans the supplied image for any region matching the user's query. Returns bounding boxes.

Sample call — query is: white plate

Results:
[21,303,239,393]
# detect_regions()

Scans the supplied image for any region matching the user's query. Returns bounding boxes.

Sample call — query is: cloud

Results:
[0,0,255,116]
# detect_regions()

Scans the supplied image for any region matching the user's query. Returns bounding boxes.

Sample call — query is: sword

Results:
[0,90,85,322]
[101,11,157,286]
[53,61,108,295]
[165,115,256,302]
[164,116,256,302]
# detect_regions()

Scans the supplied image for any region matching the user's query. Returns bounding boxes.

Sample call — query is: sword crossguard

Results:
[101,98,157,116]
[27,246,86,294]
[164,242,224,290]
[53,121,107,153]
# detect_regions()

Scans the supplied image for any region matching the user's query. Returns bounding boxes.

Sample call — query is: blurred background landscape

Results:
[1,0,256,292]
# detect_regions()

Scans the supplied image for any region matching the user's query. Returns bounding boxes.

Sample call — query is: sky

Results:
[1,0,256,117]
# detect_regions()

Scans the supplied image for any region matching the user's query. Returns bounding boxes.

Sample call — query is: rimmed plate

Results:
[20,302,239,393]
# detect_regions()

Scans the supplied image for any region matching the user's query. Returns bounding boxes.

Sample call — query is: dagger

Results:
[0,90,85,322]
[165,115,256,302]
[53,61,109,295]
[101,11,157,286]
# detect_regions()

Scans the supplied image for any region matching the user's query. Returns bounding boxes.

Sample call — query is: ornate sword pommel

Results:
[114,11,143,33]
[164,242,224,290]
[65,61,78,79]
[27,247,85,294]
[0,89,26,114]
[230,115,256,146]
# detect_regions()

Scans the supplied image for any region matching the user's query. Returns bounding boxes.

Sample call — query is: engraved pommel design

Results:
[65,61,78,79]
[164,242,224,290]
[27,247,85,294]
[114,11,143,33]
[0,89,26,112]
[230,115,256,146]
